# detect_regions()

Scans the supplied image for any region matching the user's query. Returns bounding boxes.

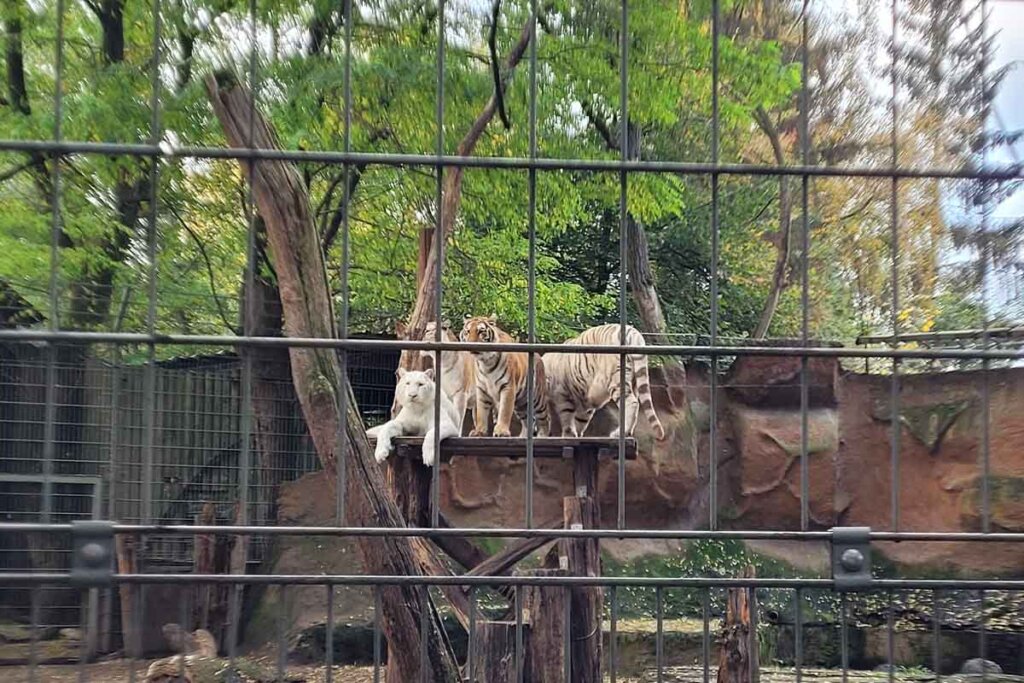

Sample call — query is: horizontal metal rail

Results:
[0,139,1022,181]
[2,522,1022,542]
[857,327,1024,345]
[0,329,1021,360]
[3,573,1024,591]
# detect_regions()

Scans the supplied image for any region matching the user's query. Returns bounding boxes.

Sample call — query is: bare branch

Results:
[488,0,511,129]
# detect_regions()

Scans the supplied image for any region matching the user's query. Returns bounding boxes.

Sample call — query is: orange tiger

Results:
[459,315,549,437]
[543,323,665,440]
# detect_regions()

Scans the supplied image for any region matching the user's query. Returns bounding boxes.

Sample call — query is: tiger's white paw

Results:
[374,442,390,463]
[493,425,512,437]
[422,442,436,467]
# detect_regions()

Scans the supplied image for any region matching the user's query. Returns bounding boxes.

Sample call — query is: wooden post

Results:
[471,621,520,683]
[523,568,568,682]
[717,567,760,683]
[561,450,602,683]
[114,533,140,658]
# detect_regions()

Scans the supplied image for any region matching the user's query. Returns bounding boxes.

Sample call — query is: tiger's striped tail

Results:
[626,328,665,441]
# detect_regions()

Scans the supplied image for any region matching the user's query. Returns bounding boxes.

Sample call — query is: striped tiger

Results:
[543,324,666,440]
[459,315,550,438]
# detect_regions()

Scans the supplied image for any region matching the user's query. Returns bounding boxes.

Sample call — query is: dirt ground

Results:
[2,660,376,683]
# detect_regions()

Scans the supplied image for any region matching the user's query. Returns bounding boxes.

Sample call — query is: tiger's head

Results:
[395,367,436,407]
[420,320,456,364]
[460,315,499,358]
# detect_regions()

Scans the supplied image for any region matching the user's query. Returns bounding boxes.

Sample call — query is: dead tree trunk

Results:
[621,122,686,411]
[207,72,460,683]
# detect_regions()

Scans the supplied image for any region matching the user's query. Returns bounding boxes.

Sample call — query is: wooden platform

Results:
[380,436,637,462]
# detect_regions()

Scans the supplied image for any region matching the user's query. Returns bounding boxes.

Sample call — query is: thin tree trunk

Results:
[402,15,535,356]
[622,123,686,410]
[207,72,460,683]
[751,106,794,340]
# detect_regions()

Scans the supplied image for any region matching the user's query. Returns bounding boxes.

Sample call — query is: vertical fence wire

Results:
[888,0,903,533]
[430,0,447,531]
[798,0,811,533]
[337,0,354,529]
[708,0,721,532]
[979,0,992,533]
[525,0,539,528]
[617,0,629,531]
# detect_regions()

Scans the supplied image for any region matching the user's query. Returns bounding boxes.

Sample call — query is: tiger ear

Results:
[424,367,435,381]
[395,320,408,339]
[487,314,497,324]
[397,367,407,378]
[441,319,451,331]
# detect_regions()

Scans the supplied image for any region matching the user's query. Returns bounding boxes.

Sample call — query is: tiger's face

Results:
[460,315,499,357]
[420,321,456,363]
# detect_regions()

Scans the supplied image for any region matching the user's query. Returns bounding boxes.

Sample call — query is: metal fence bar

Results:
[12,573,1024,591]
[708,0,721,533]
[429,0,447,532]
[1,329,1020,360]
[798,0,811,532]
[6,522,1024,542]
[888,0,902,533]
[337,0,355,529]
[524,0,539,530]
[4,138,1023,180]
[616,0,629,532]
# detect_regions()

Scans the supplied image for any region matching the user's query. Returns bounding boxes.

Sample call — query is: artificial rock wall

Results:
[439,358,1024,575]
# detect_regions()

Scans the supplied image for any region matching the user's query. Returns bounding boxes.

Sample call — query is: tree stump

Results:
[717,567,760,683]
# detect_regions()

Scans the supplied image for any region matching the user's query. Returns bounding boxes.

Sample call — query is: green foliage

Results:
[0,0,1012,353]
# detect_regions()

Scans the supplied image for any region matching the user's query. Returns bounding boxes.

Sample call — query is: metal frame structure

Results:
[0,0,1023,681]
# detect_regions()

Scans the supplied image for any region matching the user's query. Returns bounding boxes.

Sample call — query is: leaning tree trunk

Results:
[207,72,460,683]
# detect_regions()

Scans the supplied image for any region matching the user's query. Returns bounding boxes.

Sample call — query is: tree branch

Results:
[320,163,366,252]
[751,106,794,340]
[402,10,536,350]
[0,160,32,184]
[579,99,619,151]
[488,0,511,129]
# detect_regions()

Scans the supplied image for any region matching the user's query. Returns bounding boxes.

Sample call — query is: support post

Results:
[114,533,140,658]
[523,568,568,682]
[471,621,520,683]
[561,450,601,683]
[717,566,760,683]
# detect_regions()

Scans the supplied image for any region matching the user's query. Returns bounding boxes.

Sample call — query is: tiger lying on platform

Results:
[367,368,460,466]
[459,315,550,438]
[543,323,666,440]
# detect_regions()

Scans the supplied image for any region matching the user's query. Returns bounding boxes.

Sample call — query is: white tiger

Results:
[543,324,666,440]
[367,368,460,466]
[418,320,476,433]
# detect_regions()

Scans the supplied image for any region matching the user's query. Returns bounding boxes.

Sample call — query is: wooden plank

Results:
[522,568,568,683]
[387,436,637,462]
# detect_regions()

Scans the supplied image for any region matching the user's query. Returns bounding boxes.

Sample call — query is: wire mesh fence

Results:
[0,0,1022,681]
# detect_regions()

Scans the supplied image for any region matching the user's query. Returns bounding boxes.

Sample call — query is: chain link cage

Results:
[0,0,1022,681]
